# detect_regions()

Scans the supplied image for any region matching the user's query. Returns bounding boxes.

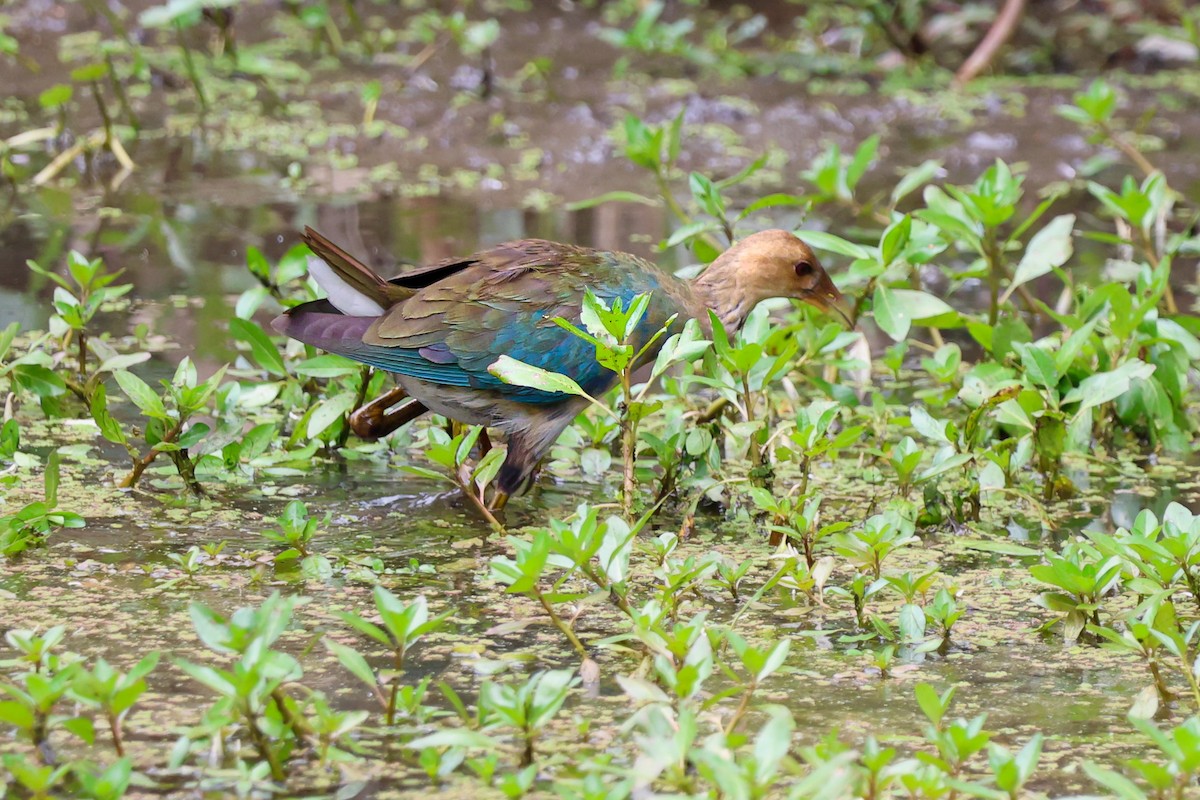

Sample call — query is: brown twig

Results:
[953,0,1028,86]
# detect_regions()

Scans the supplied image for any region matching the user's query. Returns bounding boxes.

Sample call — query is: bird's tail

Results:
[300,227,409,316]
[270,298,377,355]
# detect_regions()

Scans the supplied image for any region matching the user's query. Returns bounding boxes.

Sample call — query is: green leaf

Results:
[873,287,954,342]
[11,364,67,398]
[665,220,723,249]
[38,84,73,109]
[688,172,726,220]
[325,639,377,689]
[97,353,151,373]
[1062,360,1155,413]
[228,318,287,377]
[1003,214,1075,303]
[0,321,19,362]
[113,370,168,419]
[1017,344,1059,390]
[488,355,585,398]
[408,729,498,750]
[959,540,1042,557]
[1081,762,1149,800]
[565,191,659,211]
[801,231,872,260]
[44,449,61,507]
[307,392,357,439]
[737,193,808,220]
[846,135,880,191]
[914,682,950,726]
[891,160,943,205]
[293,354,360,378]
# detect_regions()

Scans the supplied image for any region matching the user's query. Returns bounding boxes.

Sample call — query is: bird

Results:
[272,227,851,511]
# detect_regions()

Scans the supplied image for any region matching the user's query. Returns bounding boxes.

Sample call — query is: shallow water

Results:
[3,3,1200,796]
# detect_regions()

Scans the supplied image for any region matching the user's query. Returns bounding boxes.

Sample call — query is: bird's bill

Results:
[804,279,855,328]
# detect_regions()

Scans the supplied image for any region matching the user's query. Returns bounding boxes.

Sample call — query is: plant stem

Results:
[953,0,1027,86]
[1137,229,1178,314]
[386,648,405,725]
[76,330,88,379]
[245,711,286,782]
[107,713,124,757]
[723,683,755,736]
[454,469,505,533]
[620,370,636,520]
[1100,122,1160,178]
[271,688,315,748]
[176,23,208,114]
[119,420,181,489]
[105,54,138,132]
[984,230,1002,326]
[338,366,373,448]
[536,591,588,659]
[578,563,634,618]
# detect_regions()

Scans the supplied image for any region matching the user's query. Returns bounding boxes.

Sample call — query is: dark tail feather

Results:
[271,299,377,357]
[301,227,411,307]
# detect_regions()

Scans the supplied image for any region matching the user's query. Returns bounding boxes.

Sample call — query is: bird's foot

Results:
[488,490,510,514]
[461,487,506,534]
[350,386,426,439]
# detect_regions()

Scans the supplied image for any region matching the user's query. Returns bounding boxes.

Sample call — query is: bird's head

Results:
[699,229,853,328]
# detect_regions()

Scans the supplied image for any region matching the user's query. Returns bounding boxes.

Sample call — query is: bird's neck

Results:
[690,249,751,333]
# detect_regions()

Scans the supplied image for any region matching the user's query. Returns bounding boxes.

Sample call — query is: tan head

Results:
[694,229,853,330]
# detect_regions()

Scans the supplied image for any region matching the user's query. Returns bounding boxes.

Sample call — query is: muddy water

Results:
[3,3,1200,796]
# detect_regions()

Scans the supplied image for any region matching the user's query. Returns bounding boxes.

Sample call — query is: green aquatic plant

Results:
[327,588,449,726]
[834,509,918,580]
[67,654,159,757]
[0,451,84,558]
[1059,79,1161,178]
[480,669,577,767]
[260,499,329,573]
[402,424,507,531]
[174,594,310,782]
[1085,715,1200,800]
[688,309,799,476]
[25,252,136,398]
[98,359,226,496]
[490,505,644,660]
[0,629,91,763]
[70,758,135,800]
[1030,545,1123,641]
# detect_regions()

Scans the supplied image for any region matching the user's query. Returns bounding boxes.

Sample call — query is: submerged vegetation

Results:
[3,0,1200,798]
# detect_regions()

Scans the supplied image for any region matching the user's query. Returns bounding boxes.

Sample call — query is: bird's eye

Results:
[794,260,814,277]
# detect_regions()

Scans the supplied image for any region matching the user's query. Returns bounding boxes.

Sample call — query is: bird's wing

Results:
[348,241,678,403]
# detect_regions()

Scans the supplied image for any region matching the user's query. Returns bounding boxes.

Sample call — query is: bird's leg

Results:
[349,386,427,439]
[488,490,510,513]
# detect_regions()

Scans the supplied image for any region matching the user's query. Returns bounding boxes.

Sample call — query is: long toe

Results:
[350,393,427,439]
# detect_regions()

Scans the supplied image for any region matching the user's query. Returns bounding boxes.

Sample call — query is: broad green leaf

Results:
[11,364,67,398]
[873,287,954,341]
[113,370,167,419]
[307,392,357,439]
[801,230,872,260]
[1003,214,1075,302]
[1062,360,1155,413]
[488,355,585,398]
[959,540,1042,557]
[229,318,287,377]
[891,160,943,205]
